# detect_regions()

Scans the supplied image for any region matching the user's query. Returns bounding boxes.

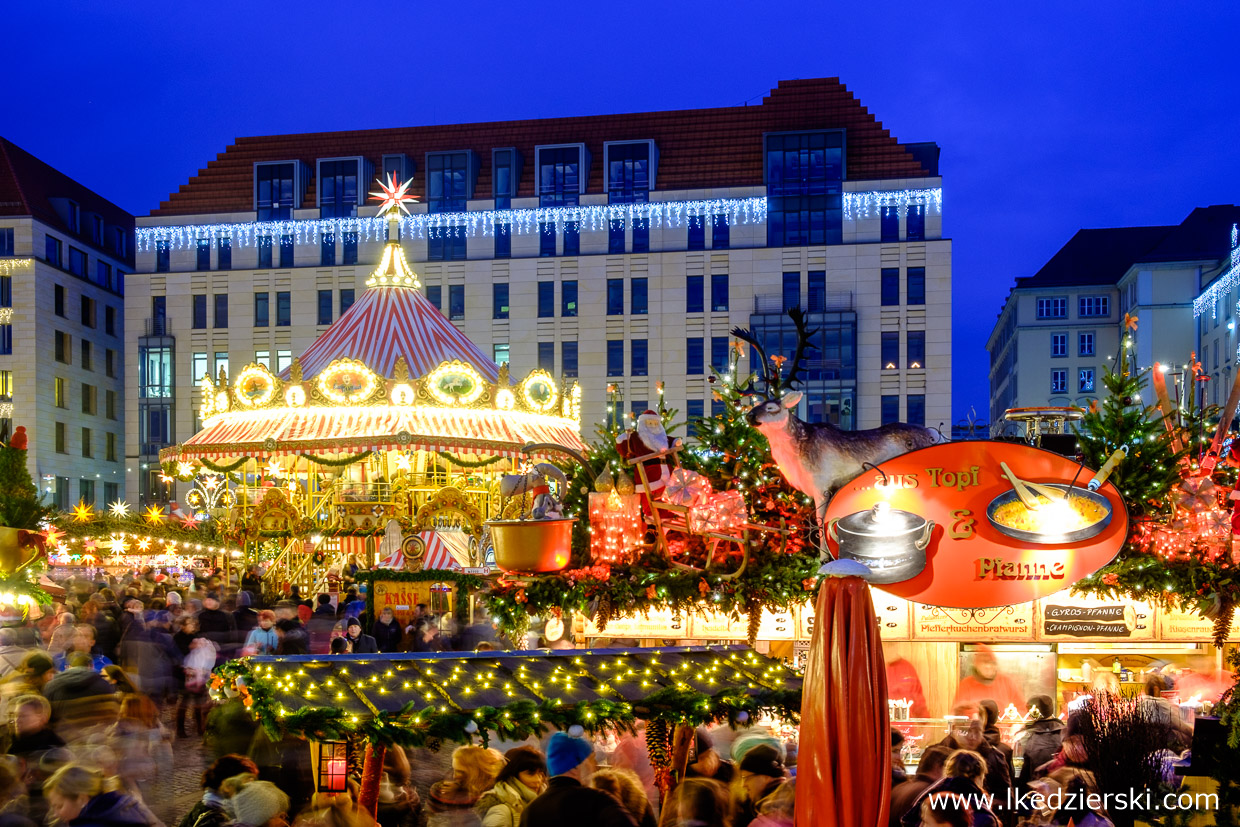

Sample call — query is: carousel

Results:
[159,175,588,594]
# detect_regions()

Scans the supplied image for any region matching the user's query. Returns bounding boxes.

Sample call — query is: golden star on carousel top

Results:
[71,502,94,523]
[109,500,131,519]
[144,506,165,525]
[369,172,418,217]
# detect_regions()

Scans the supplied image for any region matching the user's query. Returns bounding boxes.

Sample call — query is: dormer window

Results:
[606,140,656,204]
[317,157,371,219]
[536,144,589,207]
[492,149,521,209]
[425,151,476,214]
[254,161,305,221]
[382,154,412,184]
[66,201,80,233]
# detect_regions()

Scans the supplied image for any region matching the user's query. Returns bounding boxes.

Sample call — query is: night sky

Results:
[6,1,1238,424]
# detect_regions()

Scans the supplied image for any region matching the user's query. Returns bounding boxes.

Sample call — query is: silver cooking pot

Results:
[828,502,934,584]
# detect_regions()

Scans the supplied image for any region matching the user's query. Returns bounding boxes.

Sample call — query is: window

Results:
[55,422,66,454]
[493,149,520,208]
[190,294,207,329]
[320,233,336,266]
[192,352,208,382]
[0,275,8,309]
[1078,369,1095,393]
[765,131,844,247]
[1079,331,1095,357]
[881,268,900,306]
[140,345,172,399]
[81,427,92,458]
[493,343,510,366]
[563,221,580,256]
[77,478,95,507]
[96,261,112,289]
[342,232,358,265]
[318,159,360,218]
[218,237,232,270]
[539,223,556,257]
[382,154,411,186]
[426,285,441,310]
[687,276,704,314]
[687,399,705,435]
[881,395,899,425]
[687,217,705,251]
[906,394,926,426]
[712,215,729,249]
[106,433,117,462]
[46,235,63,267]
[214,351,229,379]
[808,271,826,313]
[113,227,128,259]
[81,383,96,415]
[55,378,66,408]
[80,340,92,371]
[255,162,297,220]
[631,278,648,315]
[907,330,925,369]
[711,274,729,312]
[449,285,465,320]
[494,223,511,259]
[0,324,9,356]
[106,390,116,420]
[687,338,704,375]
[538,342,555,373]
[881,331,899,369]
[607,142,651,203]
[907,267,926,306]
[632,217,649,253]
[631,340,648,376]
[538,282,554,318]
[54,476,69,509]
[317,290,332,325]
[0,228,11,256]
[711,397,725,418]
[257,235,273,268]
[104,482,117,505]
[254,292,269,327]
[609,219,625,254]
[1079,296,1110,318]
[907,204,926,241]
[55,331,69,363]
[197,238,211,270]
[254,350,271,370]
[493,283,509,319]
[711,336,729,372]
[276,292,290,326]
[782,272,800,311]
[1051,333,1067,358]
[340,288,355,314]
[562,341,578,378]
[426,152,472,261]
[105,305,116,336]
[561,281,577,317]
[607,279,625,315]
[607,340,624,376]
[881,205,900,242]
[68,247,87,277]
[55,285,65,317]
[276,350,292,373]
[214,294,228,328]
[1037,297,1067,319]
[538,146,583,207]
[90,214,104,244]
[152,295,166,329]
[279,235,294,268]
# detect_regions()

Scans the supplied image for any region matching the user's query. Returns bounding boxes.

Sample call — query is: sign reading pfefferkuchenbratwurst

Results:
[823,441,1128,609]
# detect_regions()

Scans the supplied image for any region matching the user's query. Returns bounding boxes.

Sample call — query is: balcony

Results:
[754,292,854,314]
[144,317,169,337]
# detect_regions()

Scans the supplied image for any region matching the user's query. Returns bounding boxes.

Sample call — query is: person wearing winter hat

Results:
[177,755,260,827]
[735,745,787,827]
[228,779,289,827]
[685,726,735,785]
[519,731,636,827]
[343,618,378,654]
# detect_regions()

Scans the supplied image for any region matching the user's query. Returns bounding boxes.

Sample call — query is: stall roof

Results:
[218,645,801,745]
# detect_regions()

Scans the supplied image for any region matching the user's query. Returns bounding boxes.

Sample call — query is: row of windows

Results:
[481,275,731,320]
[879,268,927,307]
[192,350,293,383]
[1036,295,1110,320]
[53,377,118,420]
[53,422,119,461]
[1050,331,1095,358]
[44,235,125,294]
[879,205,927,243]
[53,331,118,376]
[53,285,119,336]
[188,289,356,330]
[880,394,927,427]
[880,331,928,370]
[1050,368,1096,394]
[161,233,363,273]
[52,479,121,512]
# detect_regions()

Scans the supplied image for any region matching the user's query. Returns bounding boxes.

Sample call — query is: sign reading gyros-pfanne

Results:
[823,441,1128,608]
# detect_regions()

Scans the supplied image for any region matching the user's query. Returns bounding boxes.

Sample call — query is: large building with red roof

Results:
[0,138,132,509]
[128,78,950,505]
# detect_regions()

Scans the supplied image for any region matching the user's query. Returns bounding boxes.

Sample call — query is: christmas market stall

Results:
[157,176,587,594]
[212,645,801,814]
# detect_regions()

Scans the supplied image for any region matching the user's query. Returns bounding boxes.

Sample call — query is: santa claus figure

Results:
[616,410,671,500]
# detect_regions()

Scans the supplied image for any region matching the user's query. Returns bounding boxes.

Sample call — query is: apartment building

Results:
[1192,214,1240,404]
[0,138,131,508]
[129,78,951,505]
[988,205,1240,427]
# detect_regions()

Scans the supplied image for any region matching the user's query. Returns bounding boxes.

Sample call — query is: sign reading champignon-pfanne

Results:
[822,441,1128,608]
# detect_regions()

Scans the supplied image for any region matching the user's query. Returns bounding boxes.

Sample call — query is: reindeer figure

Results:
[733,308,944,524]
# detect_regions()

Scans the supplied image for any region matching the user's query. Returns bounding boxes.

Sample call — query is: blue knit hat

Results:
[546,731,594,776]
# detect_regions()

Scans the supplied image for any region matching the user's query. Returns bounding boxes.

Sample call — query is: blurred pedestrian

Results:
[196,595,238,664]
[0,629,28,678]
[890,745,951,827]
[43,764,155,827]
[664,777,730,827]
[54,625,111,672]
[588,768,654,827]
[518,732,635,827]
[244,612,279,656]
[177,755,259,827]
[371,609,402,654]
[234,594,259,637]
[684,728,735,786]
[429,745,504,822]
[226,780,290,827]
[343,619,377,654]
[476,746,545,827]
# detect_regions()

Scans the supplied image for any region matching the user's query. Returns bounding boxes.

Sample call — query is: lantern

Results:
[589,491,643,565]
[315,741,349,793]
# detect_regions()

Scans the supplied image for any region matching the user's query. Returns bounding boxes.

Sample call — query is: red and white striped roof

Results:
[286,285,500,382]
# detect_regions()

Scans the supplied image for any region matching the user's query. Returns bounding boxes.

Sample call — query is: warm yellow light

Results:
[72,502,94,523]
[144,506,165,525]
[285,385,306,407]
[495,389,516,411]
[391,383,415,406]
[426,361,485,405]
[520,369,559,413]
[235,364,277,407]
[317,359,379,405]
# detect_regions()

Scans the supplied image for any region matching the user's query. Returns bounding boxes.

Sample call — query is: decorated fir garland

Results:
[355,569,488,621]
[299,450,374,467]
[199,456,250,474]
[435,451,509,469]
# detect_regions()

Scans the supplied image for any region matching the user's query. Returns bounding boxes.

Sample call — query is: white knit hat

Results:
[232,781,289,827]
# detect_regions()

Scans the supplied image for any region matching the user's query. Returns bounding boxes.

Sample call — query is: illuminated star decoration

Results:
[369,172,418,217]
[265,459,284,479]
[109,536,127,556]
[137,538,151,552]
[44,525,64,547]
[177,461,196,478]
[393,453,413,472]
[1123,312,1139,332]
[159,471,175,484]
[72,502,95,523]
[144,506,165,525]
[181,513,200,529]
[84,539,97,553]
[109,500,131,518]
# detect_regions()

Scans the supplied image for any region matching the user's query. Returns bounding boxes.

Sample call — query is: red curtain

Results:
[794,575,890,827]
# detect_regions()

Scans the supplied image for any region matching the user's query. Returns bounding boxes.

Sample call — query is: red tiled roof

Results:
[151,78,934,217]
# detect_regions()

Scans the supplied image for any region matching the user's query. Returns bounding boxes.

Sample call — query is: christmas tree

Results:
[0,426,52,530]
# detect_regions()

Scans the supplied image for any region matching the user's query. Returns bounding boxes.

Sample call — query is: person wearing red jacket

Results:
[953,643,1024,717]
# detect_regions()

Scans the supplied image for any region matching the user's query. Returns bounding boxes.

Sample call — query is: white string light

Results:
[842,188,943,219]
[1191,223,1239,318]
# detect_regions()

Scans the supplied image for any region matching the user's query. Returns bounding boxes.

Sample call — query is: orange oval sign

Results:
[822,441,1127,608]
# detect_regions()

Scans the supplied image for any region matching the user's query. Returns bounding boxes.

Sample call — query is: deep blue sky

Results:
[6,1,1238,424]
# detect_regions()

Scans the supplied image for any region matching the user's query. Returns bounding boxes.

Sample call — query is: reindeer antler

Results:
[783,306,819,390]
[729,325,776,396]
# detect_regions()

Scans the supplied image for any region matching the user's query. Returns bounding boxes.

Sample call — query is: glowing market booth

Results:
[160,176,587,593]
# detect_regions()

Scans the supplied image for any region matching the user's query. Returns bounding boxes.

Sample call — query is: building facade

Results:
[128,79,951,505]
[0,139,131,508]
[988,206,1240,428]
